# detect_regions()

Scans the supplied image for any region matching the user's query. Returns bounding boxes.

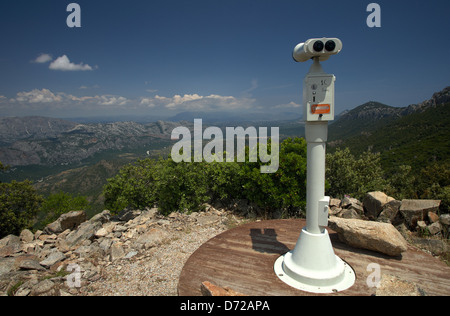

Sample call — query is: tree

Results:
[0,180,43,238]
[0,162,9,184]
[418,161,450,212]
[326,148,388,200]
[240,137,307,216]
[104,158,160,213]
[385,165,418,200]
[39,192,89,227]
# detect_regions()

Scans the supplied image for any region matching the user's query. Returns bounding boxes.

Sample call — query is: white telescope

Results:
[274,38,355,294]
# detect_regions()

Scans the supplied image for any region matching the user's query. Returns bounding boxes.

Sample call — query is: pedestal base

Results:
[274,228,355,294]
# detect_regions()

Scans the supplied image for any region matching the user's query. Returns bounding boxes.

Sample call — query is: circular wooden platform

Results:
[178,219,450,296]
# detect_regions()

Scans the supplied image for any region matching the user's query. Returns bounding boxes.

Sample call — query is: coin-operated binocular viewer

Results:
[274,38,355,293]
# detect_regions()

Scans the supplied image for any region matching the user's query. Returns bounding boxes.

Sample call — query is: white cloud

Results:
[9,89,131,108]
[139,94,254,111]
[275,101,301,109]
[12,89,62,103]
[166,94,203,109]
[96,95,129,106]
[49,55,93,71]
[3,88,257,117]
[66,95,97,102]
[33,53,53,63]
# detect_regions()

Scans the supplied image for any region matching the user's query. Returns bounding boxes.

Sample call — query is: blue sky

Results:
[0,0,449,119]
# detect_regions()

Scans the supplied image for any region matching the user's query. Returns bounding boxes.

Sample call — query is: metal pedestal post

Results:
[274,122,355,293]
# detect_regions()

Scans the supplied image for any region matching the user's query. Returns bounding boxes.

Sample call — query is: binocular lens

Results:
[313,41,324,52]
[325,40,336,52]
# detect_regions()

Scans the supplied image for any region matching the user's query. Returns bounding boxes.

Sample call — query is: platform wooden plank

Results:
[178,219,450,296]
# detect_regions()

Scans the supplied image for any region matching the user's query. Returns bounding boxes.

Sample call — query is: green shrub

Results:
[418,161,450,212]
[38,192,89,228]
[0,162,8,173]
[326,147,388,200]
[0,180,43,238]
[104,158,159,213]
[103,137,308,217]
[154,159,210,215]
[240,137,307,215]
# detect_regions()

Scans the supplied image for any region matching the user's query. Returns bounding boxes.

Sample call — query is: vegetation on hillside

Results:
[325,148,450,212]
[329,102,450,173]
[35,192,89,230]
[1,101,449,238]
[325,148,387,200]
[104,137,308,217]
[0,180,43,238]
[104,137,449,219]
[0,161,91,238]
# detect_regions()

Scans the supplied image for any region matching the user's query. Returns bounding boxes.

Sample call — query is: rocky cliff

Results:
[0,117,189,167]
[335,86,450,123]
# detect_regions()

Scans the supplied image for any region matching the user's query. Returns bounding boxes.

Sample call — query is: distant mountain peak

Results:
[338,87,450,122]
[339,101,402,121]
[404,86,450,114]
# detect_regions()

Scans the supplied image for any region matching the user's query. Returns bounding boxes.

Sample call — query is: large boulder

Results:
[64,220,102,248]
[399,199,441,230]
[90,210,111,224]
[134,228,169,249]
[44,211,87,234]
[19,229,35,243]
[328,217,408,257]
[341,196,364,215]
[440,214,450,226]
[377,199,402,224]
[363,192,395,220]
[0,235,22,257]
[39,250,66,268]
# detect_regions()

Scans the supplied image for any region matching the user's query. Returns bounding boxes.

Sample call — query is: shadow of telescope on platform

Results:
[249,228,290,254]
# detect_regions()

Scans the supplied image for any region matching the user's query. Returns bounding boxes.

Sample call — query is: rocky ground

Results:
[1,192,449,296]
[0,205,247,296]
[82,210,244,296]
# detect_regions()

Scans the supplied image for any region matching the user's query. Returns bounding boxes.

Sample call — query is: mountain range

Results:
[0,87,448,169]
[328,86,450,171]
[330,86,450,140]
[0,119,186,167]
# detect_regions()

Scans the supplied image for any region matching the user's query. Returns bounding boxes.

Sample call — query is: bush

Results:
[0,180,43,238]
[104,158,212,216]
[240,137,307,215]
[154,159,210,215]
[417,161,450,213]
[0,162,8,173]
[326,147,388,200]
[38,192,89,228]
[104,158,160,212]
[104,137,308,217]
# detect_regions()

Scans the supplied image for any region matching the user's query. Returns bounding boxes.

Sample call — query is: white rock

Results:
[110,242,125,261]
[329,217,408,256]
[95,228,108,238]
[40,250,66,267]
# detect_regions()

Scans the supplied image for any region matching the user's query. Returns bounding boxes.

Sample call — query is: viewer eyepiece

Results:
[313,40,324,52]
[325,40,336,52]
